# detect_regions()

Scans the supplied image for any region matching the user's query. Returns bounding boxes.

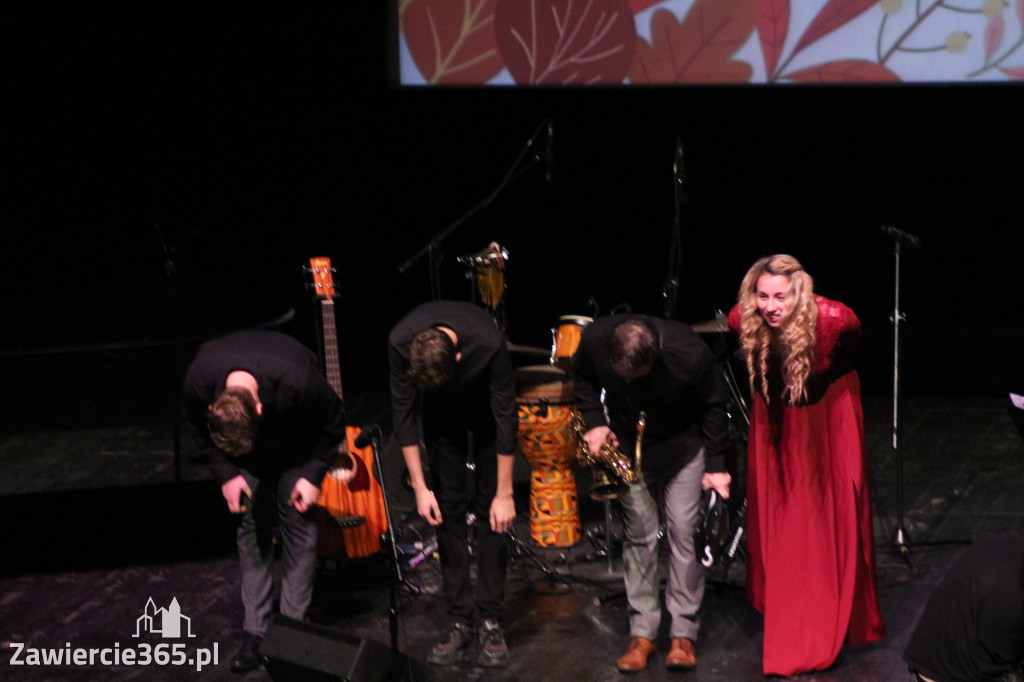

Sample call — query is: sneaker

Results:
[230,632,263,673]
[427,622,473,666]
[478,619,510,667]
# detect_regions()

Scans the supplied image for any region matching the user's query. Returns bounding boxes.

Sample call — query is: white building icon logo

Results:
[133,597,196,638]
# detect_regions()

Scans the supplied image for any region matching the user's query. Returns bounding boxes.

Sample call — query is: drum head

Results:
[515,365,574,404]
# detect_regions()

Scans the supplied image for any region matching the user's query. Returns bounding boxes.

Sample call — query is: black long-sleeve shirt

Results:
[905,534,1024,681]
[571,315,732,478]
[388,301,517,454]
[181,330,346,485]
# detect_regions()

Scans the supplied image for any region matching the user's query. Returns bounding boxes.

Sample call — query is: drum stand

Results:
[577,500,624,572]
[507,526,575,593]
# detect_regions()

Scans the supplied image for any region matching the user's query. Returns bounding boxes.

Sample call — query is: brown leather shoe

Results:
[666,637,696,669]
[617,637,656,672]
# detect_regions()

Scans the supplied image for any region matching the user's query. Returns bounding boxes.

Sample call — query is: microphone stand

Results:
[885,228,969,570]
[397,118,551,299]
[363,425,426,681]
[662,136,686,319]
[890,238,912,569]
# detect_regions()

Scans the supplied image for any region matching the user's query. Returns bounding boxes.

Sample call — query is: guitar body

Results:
[317,426,388,559]
[308,257,388,560]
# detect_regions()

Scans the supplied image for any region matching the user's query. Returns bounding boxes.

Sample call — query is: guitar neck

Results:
[320,299,344,400]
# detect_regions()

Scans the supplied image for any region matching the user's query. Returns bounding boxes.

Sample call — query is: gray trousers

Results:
[237,468,319,636]
[618,449,705,641]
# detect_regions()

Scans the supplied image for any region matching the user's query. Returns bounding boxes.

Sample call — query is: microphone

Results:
[880,224,922,249]
[673,136,686,204]
[544,119,553,182]
[353,424,379,449]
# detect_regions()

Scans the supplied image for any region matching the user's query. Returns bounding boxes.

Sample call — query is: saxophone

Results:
[574,410,646,501]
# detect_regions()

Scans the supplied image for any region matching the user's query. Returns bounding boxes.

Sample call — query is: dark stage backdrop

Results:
[3,5,1022,428]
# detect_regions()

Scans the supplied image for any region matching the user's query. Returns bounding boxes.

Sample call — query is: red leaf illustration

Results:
[985,15,1006,62]
[629,1,760,84]
[792,0,878,54]
[1000,65,1024,79]
[629,0,662,12]
[784,59,901,83]
[758,0,790,78]
[401,0,504,84]
[494,0,638,84]
[1018,0,1024,28]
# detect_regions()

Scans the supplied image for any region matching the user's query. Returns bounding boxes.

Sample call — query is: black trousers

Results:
[426,430,511,627]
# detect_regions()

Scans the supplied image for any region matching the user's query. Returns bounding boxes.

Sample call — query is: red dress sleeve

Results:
[811,297,861,373]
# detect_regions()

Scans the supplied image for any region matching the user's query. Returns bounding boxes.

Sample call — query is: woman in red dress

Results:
[728,254,885,676]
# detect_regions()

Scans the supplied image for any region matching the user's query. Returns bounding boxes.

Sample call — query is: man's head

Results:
[408,327,458,393]
[605,316,661,383]
[206,386,260,457]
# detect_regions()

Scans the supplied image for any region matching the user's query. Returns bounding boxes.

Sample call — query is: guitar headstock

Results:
[308,257,336,300]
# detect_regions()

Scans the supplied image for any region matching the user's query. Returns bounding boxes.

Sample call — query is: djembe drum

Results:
[550,315,592,369]
[515,365,581,547]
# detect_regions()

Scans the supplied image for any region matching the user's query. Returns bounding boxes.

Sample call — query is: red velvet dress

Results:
[729,297,885,676]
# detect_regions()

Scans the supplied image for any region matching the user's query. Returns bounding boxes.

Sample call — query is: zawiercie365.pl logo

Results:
[8,597,220,673]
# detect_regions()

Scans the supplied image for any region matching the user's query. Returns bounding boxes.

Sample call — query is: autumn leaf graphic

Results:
[758,0,791,79]
[628,0,760,84]
[402,0,505,84]
[784,59,900,83]
[494,0,638,84]
[791,0,878,54]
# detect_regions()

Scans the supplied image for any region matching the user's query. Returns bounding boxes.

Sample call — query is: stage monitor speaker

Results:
[260,615,426,682]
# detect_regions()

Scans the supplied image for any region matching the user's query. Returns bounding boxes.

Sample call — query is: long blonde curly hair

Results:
[736,254,817,405]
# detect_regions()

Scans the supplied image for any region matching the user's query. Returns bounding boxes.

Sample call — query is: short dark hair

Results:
[605,316,661,381]
[206,387,259,457]
[408,328,457,393]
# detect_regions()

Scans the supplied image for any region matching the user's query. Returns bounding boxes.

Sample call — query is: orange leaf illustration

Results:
[494,0,637,84]
[629,1,759,84]
[402,0,504,84]
[784,59,901,83]
[758,0,790,78]
[792,0,877,54]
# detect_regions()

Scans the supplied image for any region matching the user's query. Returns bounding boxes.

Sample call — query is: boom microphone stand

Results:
[397,118,552,299]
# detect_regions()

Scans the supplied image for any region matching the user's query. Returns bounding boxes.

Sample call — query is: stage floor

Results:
[2,392,1022,681]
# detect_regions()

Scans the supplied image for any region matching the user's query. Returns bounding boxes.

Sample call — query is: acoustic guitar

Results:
[309,256,388,559]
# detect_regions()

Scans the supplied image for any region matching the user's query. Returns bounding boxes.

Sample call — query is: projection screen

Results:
[396,0,1024,85]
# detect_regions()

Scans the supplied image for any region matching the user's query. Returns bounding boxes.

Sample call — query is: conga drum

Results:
[515,365,581,547]
[550,315,592,368]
